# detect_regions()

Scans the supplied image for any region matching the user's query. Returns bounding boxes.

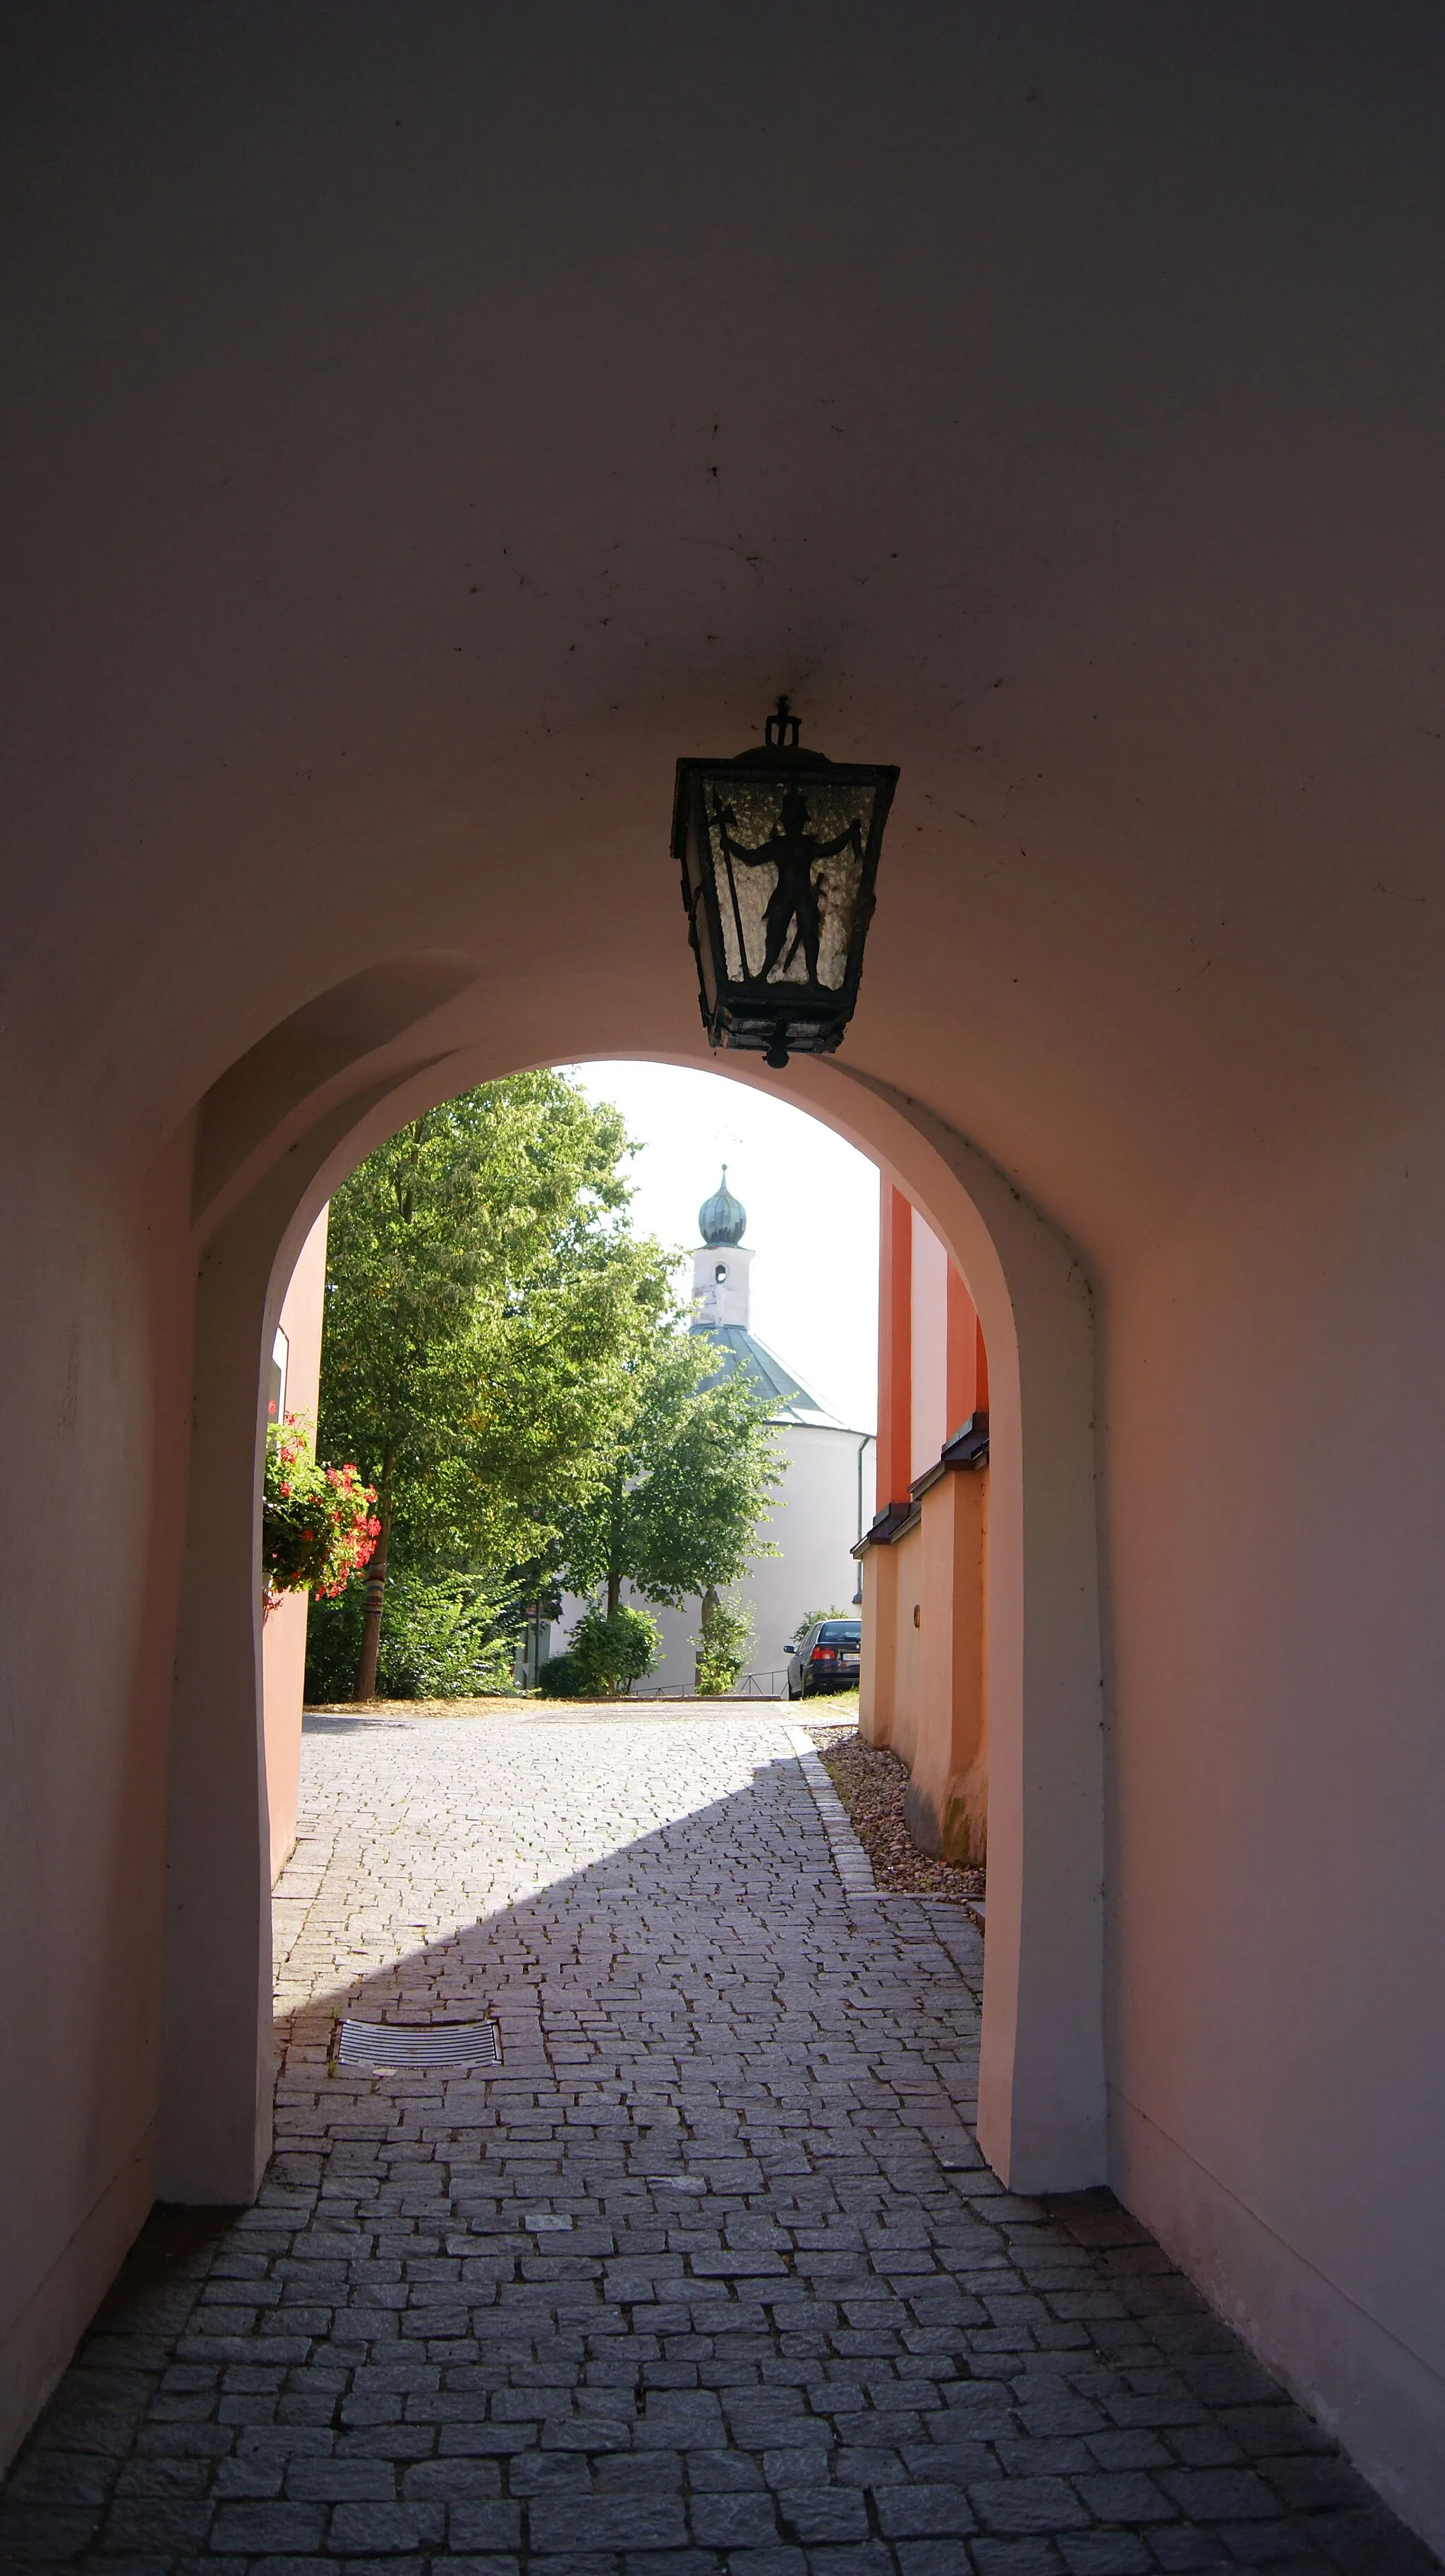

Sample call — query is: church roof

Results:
[698,1166,746,1245]
[691,1321,852,1429]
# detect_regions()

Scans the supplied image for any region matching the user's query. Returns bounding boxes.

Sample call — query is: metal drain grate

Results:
[333,2019,500,2074]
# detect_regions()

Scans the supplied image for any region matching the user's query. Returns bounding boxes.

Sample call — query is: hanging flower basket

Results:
[262,1415,379,1613]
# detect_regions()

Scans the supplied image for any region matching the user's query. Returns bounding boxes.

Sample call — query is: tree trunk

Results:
[696,1585,719,1691]
[605,1568,621,1619]
[354,1475,393,1701]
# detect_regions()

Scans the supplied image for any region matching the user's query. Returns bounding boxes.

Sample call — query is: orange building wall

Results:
[909,1209,951,1484]
[877,1183,912,1513]
[902,1466,989,1866]
[947,1263,988,1430]
[864,1519,917,1770]
[859,1179,989,1862]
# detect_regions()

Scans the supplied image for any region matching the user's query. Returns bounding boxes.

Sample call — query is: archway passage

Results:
[161,1024,1102,2235]
[5,7,1445,2556]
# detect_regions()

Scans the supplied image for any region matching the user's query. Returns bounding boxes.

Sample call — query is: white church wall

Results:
[742,1422,874,1688]
[550,1421,875,1698]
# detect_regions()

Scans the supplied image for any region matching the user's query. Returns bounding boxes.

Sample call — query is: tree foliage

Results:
[305,1566,519,1704]
[551,1316,782,1617]
[315,1070,785,1700]
[318,1074,662,1691]
[320,1076,637,1550]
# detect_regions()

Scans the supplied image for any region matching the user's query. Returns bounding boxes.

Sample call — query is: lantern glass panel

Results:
[703,774,880,993]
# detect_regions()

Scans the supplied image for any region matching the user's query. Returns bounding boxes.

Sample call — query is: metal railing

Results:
[625,1669,787,1701]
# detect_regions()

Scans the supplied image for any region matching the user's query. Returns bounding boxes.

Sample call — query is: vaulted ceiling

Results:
[4,4,1442,1276]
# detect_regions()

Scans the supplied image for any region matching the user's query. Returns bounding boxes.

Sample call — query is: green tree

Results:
[318,1073,648,1697]
[553,1312,782,1620]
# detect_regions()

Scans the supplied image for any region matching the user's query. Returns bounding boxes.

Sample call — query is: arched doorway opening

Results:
[159,972,1104,2219]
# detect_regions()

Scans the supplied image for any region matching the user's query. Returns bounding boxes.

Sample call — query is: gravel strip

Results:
[807,1726,986,1901]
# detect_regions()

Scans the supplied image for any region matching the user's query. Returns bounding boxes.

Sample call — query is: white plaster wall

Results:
[691,1241,754,1329]
[741,1422,875,1686]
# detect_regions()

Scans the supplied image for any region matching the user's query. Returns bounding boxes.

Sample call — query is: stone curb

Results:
[782,1722,884,1899]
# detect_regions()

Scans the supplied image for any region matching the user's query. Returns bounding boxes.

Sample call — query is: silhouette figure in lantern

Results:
[710,788,864,984]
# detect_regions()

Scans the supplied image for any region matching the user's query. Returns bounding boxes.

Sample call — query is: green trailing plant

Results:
[694,1587,754,1695]
[262,1415,378,1606]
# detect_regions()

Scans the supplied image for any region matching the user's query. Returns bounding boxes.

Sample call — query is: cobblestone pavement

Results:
[2,1707,1437,2576]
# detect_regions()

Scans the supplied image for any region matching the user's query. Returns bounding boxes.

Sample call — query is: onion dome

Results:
[699,1164,746,1246]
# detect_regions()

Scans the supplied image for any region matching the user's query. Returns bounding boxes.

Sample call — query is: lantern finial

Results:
[765,696,801,751]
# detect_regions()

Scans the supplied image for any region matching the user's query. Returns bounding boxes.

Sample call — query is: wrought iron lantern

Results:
[672,698,898,1068]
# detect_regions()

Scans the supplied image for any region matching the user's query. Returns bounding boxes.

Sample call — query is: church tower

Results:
[691,1166,754,1329]
[555,1162,875,1696]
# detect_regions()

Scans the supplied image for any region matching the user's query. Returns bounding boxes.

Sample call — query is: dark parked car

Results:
[785,1618,862,1698]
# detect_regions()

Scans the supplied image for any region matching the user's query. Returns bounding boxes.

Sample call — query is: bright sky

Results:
[566,1061,879,1433]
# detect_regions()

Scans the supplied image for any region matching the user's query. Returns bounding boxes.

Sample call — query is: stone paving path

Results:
[1,1706,1437,2576]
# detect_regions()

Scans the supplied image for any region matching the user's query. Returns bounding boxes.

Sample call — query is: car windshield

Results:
[818,1622,861,1643]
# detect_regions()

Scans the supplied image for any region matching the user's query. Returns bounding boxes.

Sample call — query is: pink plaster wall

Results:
[1104,1111,1445,2517]
[259,1208,328,1885]
[0,1116,195,2472]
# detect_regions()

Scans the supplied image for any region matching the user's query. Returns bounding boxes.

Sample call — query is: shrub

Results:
[565,1604,660,1698]
[304,1580,366,1700]
[790,1604,847,1644]
[536,1650,584,1698]
[694,1590,753,1695]
[305,1566,519,1702]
